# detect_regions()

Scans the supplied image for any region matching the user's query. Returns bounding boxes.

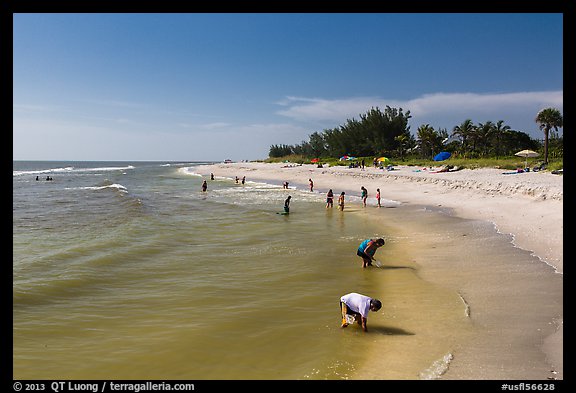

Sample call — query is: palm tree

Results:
[492,120,511,158]
[535,108,563,164]
[475,121,495,157]
[452,119,475,157]
[417,124,442,159]
[394,133,415,160]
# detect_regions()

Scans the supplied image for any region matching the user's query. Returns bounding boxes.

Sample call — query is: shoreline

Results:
[196,162,563,273]
[193,161,563,379]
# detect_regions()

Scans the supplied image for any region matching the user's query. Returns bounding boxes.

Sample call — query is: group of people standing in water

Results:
[201,171,385,332]
[325,186,381,210]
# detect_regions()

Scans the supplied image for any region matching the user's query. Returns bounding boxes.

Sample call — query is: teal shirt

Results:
[358,239,375,256]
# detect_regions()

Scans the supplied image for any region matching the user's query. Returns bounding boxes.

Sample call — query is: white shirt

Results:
[340,292,371,318]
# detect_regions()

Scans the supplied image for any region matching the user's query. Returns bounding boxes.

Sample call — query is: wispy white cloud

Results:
[79,99,145,108]
[276,91,564,125]
[201,122,232,130]
[406,91,563,116]
[277,96,383,122]
[176,121,305,136]
[13,104,62,113]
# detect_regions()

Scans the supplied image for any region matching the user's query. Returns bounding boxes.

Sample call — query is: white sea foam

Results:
[81,165,135,172]
[13,165,135,177]
[13,167,75,176]
[66,184,128,193]
[178,167,203,177]
[458,292,471,317]
[419,353,454,379]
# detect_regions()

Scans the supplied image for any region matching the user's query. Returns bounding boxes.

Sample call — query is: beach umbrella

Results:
[515,149,539,167]
[377,157,391,165]
[433,152,451,161]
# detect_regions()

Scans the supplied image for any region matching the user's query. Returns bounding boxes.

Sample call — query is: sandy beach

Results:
[195,161,563,380]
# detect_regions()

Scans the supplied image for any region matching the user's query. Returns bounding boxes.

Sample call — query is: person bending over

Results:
[340,292,382,332]
[357,238,385,268]
[284,195,291,213]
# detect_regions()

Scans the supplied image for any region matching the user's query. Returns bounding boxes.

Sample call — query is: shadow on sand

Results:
[374,265,415,270]
[370,325,414,336]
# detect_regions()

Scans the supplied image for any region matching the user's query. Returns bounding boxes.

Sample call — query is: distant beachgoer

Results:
[340,292,382,332]
[36,176,39,181]
[357,238,385,268]
[242,176,246,185]
[210,173,215,180]
[309,178,314,192]
[435,165,454,173]
[361,159,365,170]
[201,180,208,192]
[338,192,345,211]
[235,176,239,184]
[283,181,289,189]
[361,186,368,207]
[284,195,291,213]
[326,189,334,208]
[376,188,381,208]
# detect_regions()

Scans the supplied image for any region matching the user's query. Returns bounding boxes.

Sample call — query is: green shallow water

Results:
[13,161,561,380]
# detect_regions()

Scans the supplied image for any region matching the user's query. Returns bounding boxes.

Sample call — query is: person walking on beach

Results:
[338,192,345,211]
[242,176,246,185]
[284,195,291,214]
[309,178,314,192]
[357,238,385,268]
[376,188,381,208]
[201,180,208,192]
[210,173,214,180]
[326,189,334,208]
[361,186,368,207]
[340,292,382,332]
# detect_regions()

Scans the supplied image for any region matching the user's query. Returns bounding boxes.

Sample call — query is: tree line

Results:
[269,106,563,163]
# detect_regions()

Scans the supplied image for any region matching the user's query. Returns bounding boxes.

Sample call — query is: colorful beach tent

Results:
[377,157,391,165]
[339,155,357,161]
[311,158,320,163]
[433,152,451,161]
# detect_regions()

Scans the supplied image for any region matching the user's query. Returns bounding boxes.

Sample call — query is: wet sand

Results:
[195,161,563,380]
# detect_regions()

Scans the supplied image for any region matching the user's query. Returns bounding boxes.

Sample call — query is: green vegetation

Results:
[261,155,563,172]
[267,106,563,171]
[535,107,564,164]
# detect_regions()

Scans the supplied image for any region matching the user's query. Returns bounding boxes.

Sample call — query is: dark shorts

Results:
[357,250,371,259]
[340,302,361,317]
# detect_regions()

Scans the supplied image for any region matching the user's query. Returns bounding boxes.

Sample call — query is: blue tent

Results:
[433,152,451,161]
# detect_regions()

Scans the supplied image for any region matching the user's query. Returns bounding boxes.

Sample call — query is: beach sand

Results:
[195,161,563,380]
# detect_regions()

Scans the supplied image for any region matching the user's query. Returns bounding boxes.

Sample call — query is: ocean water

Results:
[13,161,562,380]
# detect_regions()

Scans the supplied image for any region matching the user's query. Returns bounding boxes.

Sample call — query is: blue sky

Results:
[13,13,563,161]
